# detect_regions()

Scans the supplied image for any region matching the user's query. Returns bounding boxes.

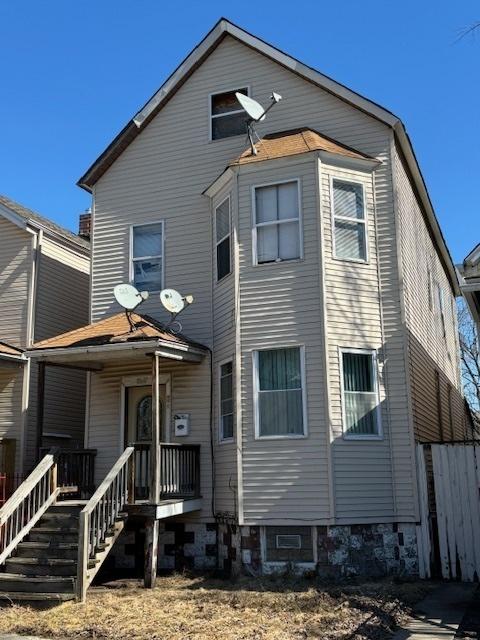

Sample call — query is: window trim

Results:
[208,85,250,142]
[251,178,304,266]
[330,177,369,264]
[129,220,165,293]
[339,347,383,440]
[214,194,232,283]
[253,345,308,440]
[218,357,234,443]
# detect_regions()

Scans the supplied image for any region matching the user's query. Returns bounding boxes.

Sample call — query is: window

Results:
[332,179,367,262]
[255,347,305,438]
[210,88,249,140]
[340,350,381,437]
[427,267,433,310]
[215,197,231,281]
[132,223,163,292]
[265,526,314,563]
[437,283,446,337]
[254,181,301,264]
[219,361,234,441]
[276,534,301,549]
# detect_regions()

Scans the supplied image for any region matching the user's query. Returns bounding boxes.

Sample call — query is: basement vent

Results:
[275,534,301,550]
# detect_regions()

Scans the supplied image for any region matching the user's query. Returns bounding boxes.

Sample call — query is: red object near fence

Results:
[0,473,24,507]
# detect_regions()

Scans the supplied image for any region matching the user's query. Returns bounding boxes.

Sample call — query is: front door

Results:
[126,385,166,499]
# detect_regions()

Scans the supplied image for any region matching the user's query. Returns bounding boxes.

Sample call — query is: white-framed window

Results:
[254,346,307,438]
[210,87,249,140]
[437,283,447,338]
[215,196,231,281]
[253,180,302,264]
[340,348,381,438]
[219,360,234,441]
[131,222,164,292]
[331,179,368,262]
[276,534,301,550]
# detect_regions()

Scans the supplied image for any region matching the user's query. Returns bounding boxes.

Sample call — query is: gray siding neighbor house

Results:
[4,19,469,600]
[0,195,90,479]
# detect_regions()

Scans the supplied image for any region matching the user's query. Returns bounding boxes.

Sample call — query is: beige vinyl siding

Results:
[394,147,464,443]
[0,218,31,348]
[0,368,24,472]
[87,356,213,521]
[91,35,417,523]
[212,182,238,517]
[237,155,330,524]
[25,235,90,470]
[321,162,395,522]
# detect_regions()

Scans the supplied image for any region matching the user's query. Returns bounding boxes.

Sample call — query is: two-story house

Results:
[2,19,469,602]
[0,195,90,482]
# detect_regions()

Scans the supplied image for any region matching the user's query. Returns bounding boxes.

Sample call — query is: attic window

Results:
[210,88,249,140]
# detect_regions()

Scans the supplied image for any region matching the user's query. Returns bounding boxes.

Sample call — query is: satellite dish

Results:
[235,90,283,156]
[160,289,185,314]
[114,284,149,311]
[235,93,266,122]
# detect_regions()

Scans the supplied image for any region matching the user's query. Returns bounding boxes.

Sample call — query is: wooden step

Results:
[0,573,75,593]
[5,557,78,577]
[16,541,78,560]
[28,527,78,543]
[0,591,76,607]
[41,512,79,525]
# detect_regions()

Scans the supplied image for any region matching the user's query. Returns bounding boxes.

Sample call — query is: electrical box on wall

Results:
[174,414,190,437]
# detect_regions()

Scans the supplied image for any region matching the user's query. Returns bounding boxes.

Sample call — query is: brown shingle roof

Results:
[0,194,89,251]
[230,128,376,166]
[30,312,206,352]
[0,342,24,358]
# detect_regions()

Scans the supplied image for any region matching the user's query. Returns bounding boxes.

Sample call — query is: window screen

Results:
[341,351,380,436]
[332,180,367,261]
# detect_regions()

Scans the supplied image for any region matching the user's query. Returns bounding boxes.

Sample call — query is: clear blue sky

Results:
[1,0,478,262]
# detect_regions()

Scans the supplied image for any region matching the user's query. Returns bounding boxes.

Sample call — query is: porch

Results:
[0,312,210,602]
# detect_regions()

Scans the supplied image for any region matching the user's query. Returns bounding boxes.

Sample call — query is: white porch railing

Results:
[0,453,59,565]
[76,446,135,602]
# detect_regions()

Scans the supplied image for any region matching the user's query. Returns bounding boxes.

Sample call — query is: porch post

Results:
[150,353,161,504]
[144,518,160,589]
[36,362,46,460]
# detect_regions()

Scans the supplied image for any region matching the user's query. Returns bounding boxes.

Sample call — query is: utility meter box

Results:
[174,414,190,437]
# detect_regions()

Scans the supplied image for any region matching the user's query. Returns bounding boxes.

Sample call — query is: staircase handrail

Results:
[0,453,59,565]
[77,446,135,601]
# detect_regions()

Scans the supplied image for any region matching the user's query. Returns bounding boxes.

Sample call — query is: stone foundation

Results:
[109,521,418,579]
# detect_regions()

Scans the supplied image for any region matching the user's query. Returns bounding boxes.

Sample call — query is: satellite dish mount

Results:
[113,284,149,332]
[160,289,194,334]
[235,91,282,156]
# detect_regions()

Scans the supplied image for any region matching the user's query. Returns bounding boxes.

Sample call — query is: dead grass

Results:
[0,574,434,640]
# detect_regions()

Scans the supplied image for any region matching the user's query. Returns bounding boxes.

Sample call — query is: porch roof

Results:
[25,312,208,365]
[0,341,25,364]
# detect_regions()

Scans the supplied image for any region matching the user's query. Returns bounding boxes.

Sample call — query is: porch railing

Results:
[132,442,201,501]
[40,448,97,499]
[77,446,134,602]
[0,453,60,565]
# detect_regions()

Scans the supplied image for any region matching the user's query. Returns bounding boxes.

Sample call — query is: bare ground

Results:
[0,574,435,640]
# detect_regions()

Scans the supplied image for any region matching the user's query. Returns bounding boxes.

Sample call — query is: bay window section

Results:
[254,181,301,264]
[341,349,381,437]
[255,347,306,438]
[332,180,367,262]
[131,222,164,292]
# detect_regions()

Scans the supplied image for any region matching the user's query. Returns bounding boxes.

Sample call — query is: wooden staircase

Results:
[0,448,134,605]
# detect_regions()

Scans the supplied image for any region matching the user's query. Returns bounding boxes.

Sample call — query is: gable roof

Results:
[230,127,376,166]
[76,17,459,295]
[0,194,89,251]
[29,312,207,353]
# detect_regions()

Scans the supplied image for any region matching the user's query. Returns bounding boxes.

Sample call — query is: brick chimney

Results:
[79,209,91,240]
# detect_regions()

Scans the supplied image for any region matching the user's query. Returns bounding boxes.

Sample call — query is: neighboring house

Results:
[0,195,90,477]
[4,19,469,600]
[459,243,480,332]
